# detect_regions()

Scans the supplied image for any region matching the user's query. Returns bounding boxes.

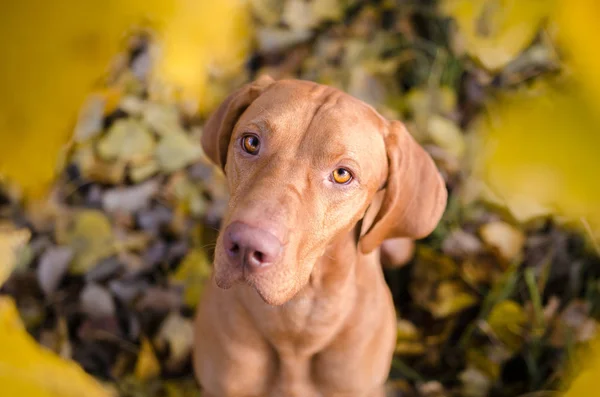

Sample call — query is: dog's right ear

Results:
[201,75,275,170]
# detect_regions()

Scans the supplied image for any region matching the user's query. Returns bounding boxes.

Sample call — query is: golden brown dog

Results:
[193,76,447,397]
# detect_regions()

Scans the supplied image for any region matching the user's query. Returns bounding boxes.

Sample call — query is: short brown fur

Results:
[194,76,447,397]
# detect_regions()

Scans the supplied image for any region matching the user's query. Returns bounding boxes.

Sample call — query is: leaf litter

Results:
[0,1,599,396]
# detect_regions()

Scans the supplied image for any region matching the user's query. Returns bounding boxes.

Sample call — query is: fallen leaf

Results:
[442,229,483,258]
[73,94,106,143]
[249,0,283,26]
[154,312,194,372]
[480,221,525,262]
[564,335,600,397]
[257,28,312,52]
[0,296,113,397]
[142,102,181,137]
[487,300,527,352]
[442,0,552,70]
[37,246,74,296]
[134,337,161,381]
[170,248,211,309]
[75,144,126,185]
[80,283,116,319]
[129,160,159,183]
[155,131,203,173]
[459,367,492,397]
[471,80,600,233]
[97,119,155,163]
[428,280,478,318]
[395,319,425,356]
[427,115,466,160]
[102,179,159,214]
[0,225,31,287]
[67,210,115,274]
[281,0,316,32]
[554,0,600,113]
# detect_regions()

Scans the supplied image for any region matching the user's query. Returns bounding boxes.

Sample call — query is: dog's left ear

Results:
[201,75,275,170]
[359,121,447,254]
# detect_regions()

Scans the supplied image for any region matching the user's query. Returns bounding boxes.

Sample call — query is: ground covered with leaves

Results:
[1,1,599,396]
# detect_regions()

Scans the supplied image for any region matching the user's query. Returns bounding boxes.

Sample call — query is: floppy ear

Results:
[359,121,447,254]
[201,75,275,170]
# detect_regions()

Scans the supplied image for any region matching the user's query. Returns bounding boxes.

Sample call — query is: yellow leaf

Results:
[0,296,113,397]
[427,115,466,159]
[564,336,600,397]
[154,312,194,371]
[155,131,203,173]
[0,225,31,287]
[487,300,526,352]
[554,0,600,113]
[97,119,155,163]
[395,319,425,356]
[479,221,525,262]
[428,281,478,318]
[471,80,600,235]
[442,0,553,70]
[0,0,251,197]
[170,249,212,309]
[67,210,114,274]
[134,337,161,382]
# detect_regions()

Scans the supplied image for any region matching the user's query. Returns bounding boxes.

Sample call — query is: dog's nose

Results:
[223,222,282,271]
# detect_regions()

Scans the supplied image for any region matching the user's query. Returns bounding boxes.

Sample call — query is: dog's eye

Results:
[332,168,352,184]
[242,134,260,155]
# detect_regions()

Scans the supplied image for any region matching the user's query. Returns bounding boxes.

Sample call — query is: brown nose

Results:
[223,222,282,271]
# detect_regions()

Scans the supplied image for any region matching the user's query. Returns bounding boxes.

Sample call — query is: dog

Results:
[193,75,447,397]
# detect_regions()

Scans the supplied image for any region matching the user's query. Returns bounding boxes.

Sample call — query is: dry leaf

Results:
[170,248,211,309]
[134,337,161,381]
[487,300,527,352]
[479,221,525,262]
[80,283,116,319]
[142,102,181,137]
[74,94,106,143]
[67,210,114,274]
[102,180,159,214]
[97,119,155,163]
[0,296,113,397]
[459,367,492,397]
[395,319,425,356]
[442,0,551,70]
[129,160,159,183]
[428,280,478,318]
[155,312,194,372]
[155,131,203,173]
[0,225,31,287]
[37,246,74,296]
[427,115,466,160]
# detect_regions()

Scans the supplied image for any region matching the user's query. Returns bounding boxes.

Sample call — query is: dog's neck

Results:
[308,228,360,292]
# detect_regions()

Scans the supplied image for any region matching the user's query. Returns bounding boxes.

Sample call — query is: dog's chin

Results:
[213,262,243,290]
[252,285,292,306]
[246,273,303,306]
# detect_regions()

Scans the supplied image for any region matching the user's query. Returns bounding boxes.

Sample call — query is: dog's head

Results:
[201,76,446,305]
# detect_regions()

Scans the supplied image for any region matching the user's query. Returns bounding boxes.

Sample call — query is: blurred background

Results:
[1,0,599,396]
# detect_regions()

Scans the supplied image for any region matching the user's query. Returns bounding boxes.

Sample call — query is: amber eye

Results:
[332,168,352,184]
[241,134,260,155]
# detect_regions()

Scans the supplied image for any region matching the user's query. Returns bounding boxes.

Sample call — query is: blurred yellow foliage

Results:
[0,0,251,197]
[473,80,600,236]
[0,226,30,286]
[442,0,552,71]
[0,297,113,397]
[553,0,600,111]
[564,336,600,397]
[0,224,112,396]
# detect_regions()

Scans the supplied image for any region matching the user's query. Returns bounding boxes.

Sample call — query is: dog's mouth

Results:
[213,252,299,306]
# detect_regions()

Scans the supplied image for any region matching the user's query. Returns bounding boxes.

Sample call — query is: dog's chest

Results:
[251,286,353,354]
